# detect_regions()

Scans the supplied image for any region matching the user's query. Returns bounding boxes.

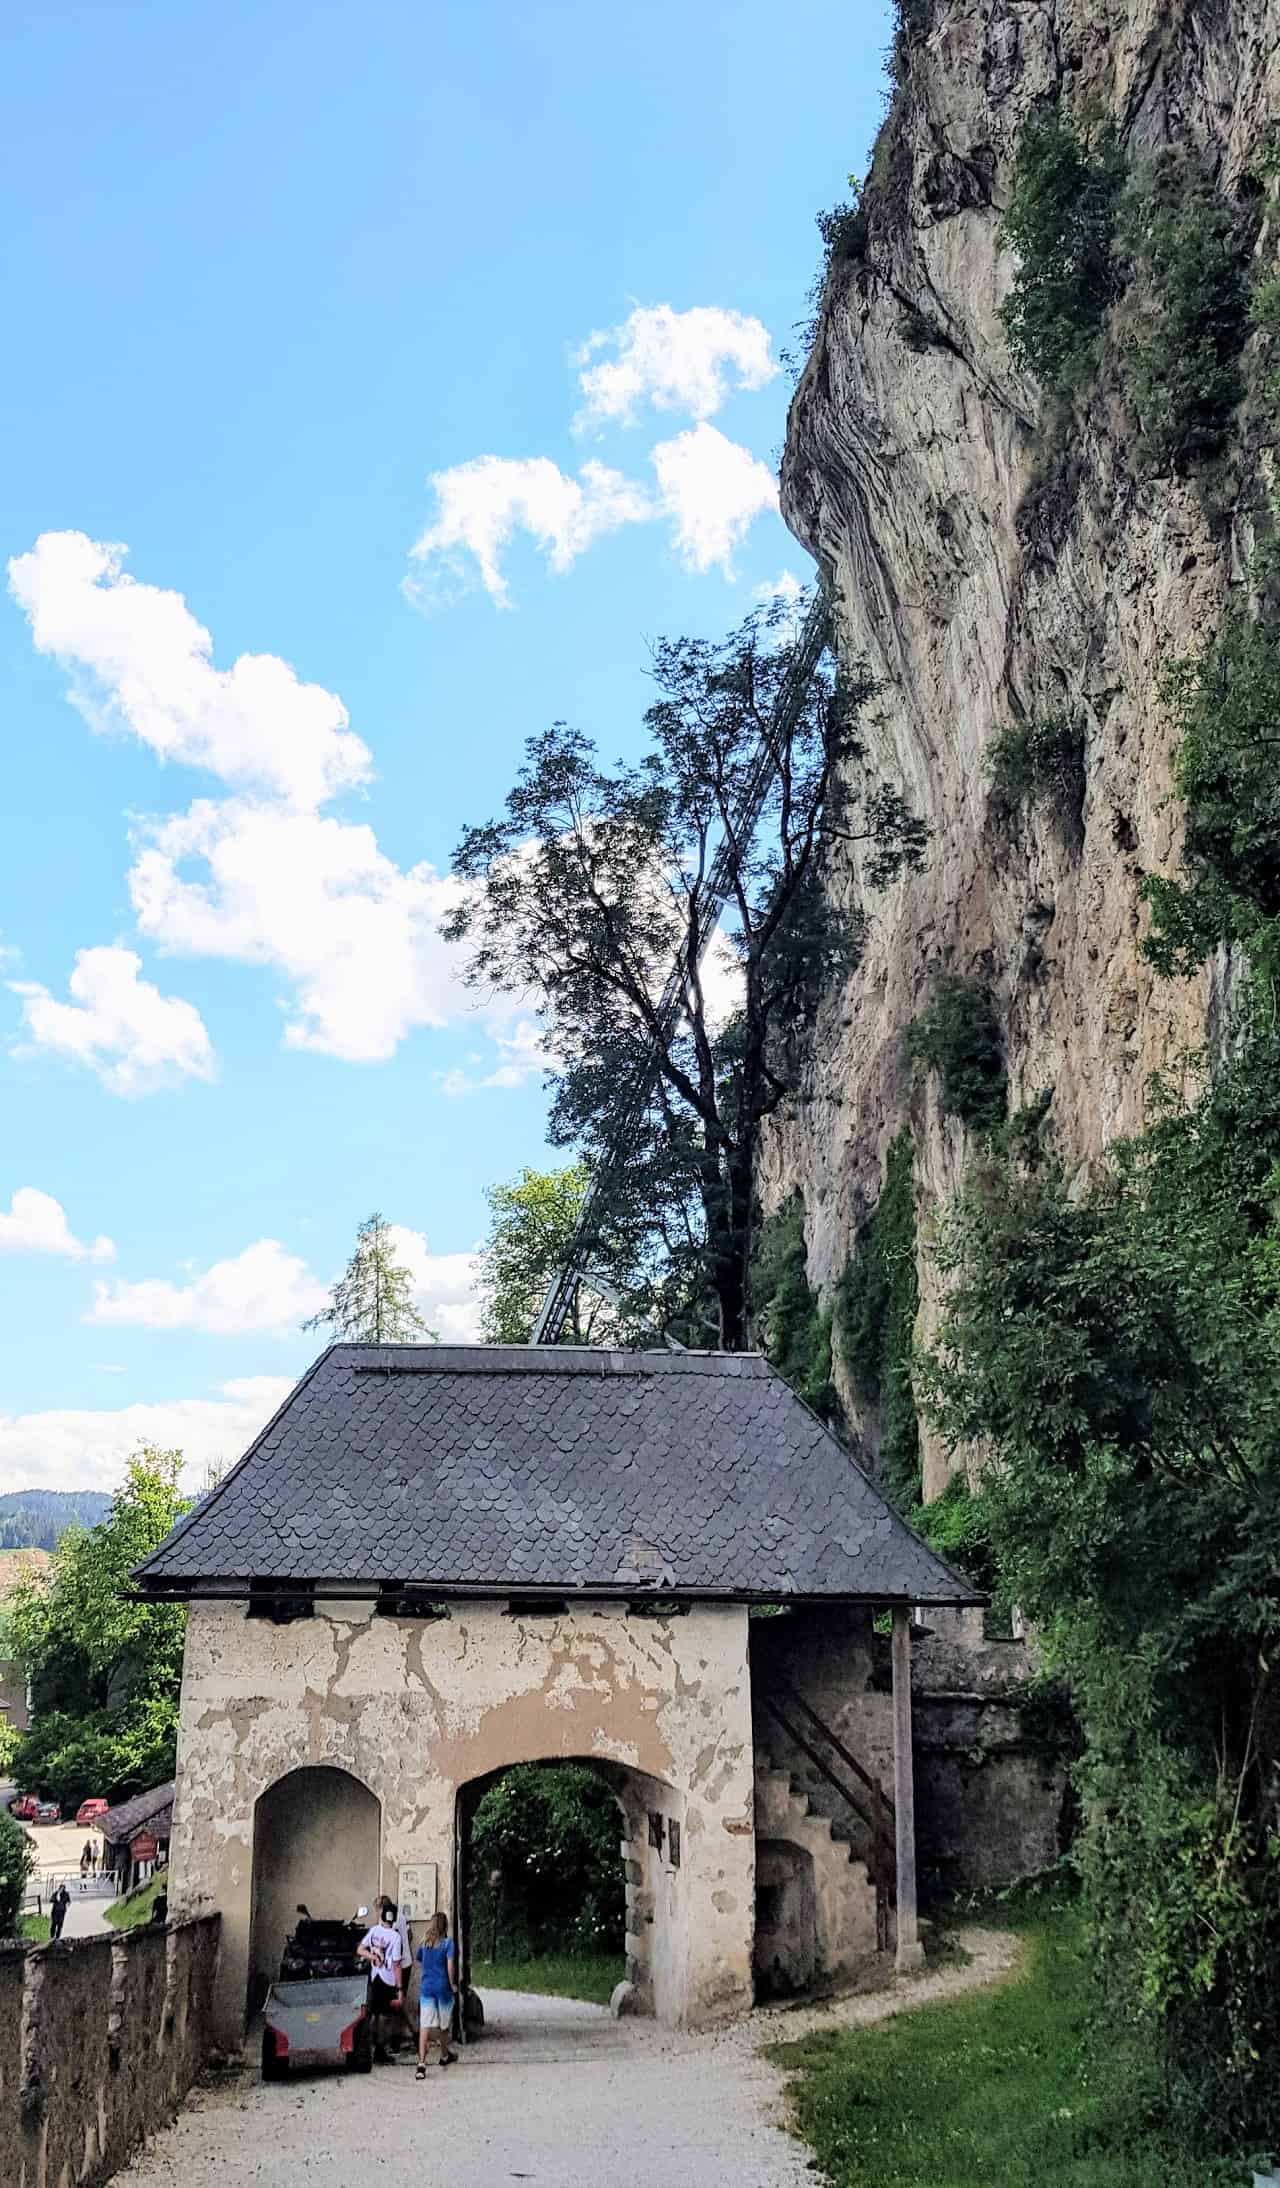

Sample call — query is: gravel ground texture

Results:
[114,1929,1021,2188]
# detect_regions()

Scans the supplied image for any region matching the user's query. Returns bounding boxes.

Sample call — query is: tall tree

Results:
[7,1448,189,1807]
[304,1211,434,1343]
[446,599,925,1348]
[479,1164,636,1344]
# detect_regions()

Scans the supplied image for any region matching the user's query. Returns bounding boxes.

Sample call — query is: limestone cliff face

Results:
[766,0,1279,1496]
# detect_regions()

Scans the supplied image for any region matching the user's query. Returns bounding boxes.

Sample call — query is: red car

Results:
[9,1793,39,1821]
[76,1798,108,1827]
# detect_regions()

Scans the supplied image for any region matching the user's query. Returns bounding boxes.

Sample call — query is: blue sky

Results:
[0,0,892,1493]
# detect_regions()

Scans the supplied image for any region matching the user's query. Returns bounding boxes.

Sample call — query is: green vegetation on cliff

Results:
[906,978,1007,1132]
[835,1130,920,1508]
[751,1195,837,1420]
[921,572,1280,2143]
[997,109,1124,392]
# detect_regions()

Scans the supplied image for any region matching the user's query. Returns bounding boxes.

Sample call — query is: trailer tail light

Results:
[339,2018,362,2054]
[271,2028,290,2058]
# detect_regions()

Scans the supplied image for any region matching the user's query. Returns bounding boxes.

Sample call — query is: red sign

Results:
[130,1831,159,1863]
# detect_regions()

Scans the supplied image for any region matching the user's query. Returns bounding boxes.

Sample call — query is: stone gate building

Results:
[134,1344,978,2043]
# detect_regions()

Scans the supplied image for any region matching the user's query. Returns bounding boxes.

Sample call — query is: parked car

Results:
[76,1797,109,1827]
[32,1799,61,1823]
[9,1793,39,1821]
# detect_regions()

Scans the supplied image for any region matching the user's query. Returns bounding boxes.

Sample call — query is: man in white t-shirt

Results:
[357,1898,404,2063]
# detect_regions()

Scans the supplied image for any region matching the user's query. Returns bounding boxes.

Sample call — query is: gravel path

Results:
[115,1930,1021,2188]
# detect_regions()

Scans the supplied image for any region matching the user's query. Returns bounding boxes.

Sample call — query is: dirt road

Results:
[114,1932,1021,2188]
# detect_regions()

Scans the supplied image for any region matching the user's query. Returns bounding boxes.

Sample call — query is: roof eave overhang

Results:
[130,1576,987,1609]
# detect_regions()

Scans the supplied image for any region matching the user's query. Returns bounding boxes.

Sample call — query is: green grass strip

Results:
[767,1910,1240,2187]
[469,1952,624,2006]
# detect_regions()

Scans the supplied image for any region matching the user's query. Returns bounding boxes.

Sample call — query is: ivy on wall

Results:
[751,1195,837,1420]
[835,1130,921,1509]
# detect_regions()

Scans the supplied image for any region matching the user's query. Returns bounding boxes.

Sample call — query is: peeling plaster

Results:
[171,1600,756,2042]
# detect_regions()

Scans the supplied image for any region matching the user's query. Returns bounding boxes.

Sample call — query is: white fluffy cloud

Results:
[408,426,778,604]
[386,1224,481,1343]
[0,1187,114,1262]
[576,304,777,429]
[405,455,651,609]
[89,1222,479,1344]
[439,1015,547,1097]
[9,944,215,1097]
[650,424,778,574]
[0,1376,294,1496]
[8,531,370,810]
[129,797,470,1063]
[88,1238,328,1335]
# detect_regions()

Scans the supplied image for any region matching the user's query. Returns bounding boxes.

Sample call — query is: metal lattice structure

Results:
[529,589,831,1346]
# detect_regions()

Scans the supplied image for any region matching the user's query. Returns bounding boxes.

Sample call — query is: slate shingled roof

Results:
[100,1780,175,1849]
[133,1345,979,1605]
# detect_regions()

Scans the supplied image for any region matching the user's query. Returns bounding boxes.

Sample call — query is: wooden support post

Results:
[891,1605,924,1973]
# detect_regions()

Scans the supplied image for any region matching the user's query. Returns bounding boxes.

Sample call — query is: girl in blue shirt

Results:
[415,1912,458,2076]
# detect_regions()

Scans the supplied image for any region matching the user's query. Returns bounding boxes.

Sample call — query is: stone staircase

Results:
[753,1754,880,1992]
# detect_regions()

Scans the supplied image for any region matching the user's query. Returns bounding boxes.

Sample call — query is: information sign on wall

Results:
[397,1861,439,1923]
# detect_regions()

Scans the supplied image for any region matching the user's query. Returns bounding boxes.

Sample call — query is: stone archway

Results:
[247,1764,381,2014]
[754,1838,817,1998]
[454,1756,686,2026]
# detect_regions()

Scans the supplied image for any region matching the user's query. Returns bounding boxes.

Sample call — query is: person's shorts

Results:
[418,1997,452,2030]
[368,1976,399,2013]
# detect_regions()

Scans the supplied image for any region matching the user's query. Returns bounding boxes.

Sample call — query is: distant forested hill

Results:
[0,1489,111,1550]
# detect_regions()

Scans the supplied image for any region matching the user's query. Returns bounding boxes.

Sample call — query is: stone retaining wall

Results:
[0,1915,220,2188]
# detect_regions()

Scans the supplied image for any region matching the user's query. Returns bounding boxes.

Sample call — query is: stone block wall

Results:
[911,1609,1074,1899]
[0,1915,220,2188]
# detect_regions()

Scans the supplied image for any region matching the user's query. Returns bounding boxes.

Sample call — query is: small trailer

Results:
[261,1909,372,2080]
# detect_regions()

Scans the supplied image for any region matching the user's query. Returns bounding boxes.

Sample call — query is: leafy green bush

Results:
[0,1809,34,1937]
[1142,605,1280,992]
[920,1021,1280,2147]
[905,977,1006,1129]
[751,1197,836,1419]
[908,1474,999,1597]
[998,108,1125,391]
[835,1131,920,1508]
[1119,157,1255,469]
[469,1764,624,1962]
[988,713,1086,840]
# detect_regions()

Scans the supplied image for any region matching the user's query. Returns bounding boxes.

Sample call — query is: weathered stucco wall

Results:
[0,1917,219,2188]
[171,1598,755,2040]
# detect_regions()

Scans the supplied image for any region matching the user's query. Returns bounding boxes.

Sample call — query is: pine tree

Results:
[304,1212,434,1343]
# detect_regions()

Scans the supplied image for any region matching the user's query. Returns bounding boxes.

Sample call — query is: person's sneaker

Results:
[415,2065,427,2081]
[373,2045,389,2064]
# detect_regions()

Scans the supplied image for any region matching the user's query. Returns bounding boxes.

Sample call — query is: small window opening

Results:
[667,1820,681,1869]
[247,1580,315,1624]
[504,1597,568,1618]
[376,1587,451,1621]
[627,1598,688,1618]
[647,1811,665,1854]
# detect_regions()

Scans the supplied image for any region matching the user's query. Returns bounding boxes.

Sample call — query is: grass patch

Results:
[767,1909,1238,2187]
[469,1952,624,2006]
[21,1913,49,1942]
[105,1867,167,1930]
